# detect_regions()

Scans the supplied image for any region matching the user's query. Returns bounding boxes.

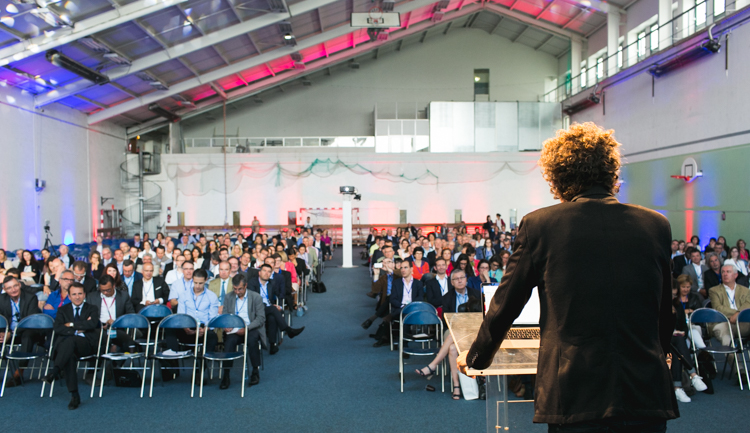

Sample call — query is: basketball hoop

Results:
[672,157,703,183]
[369,7,384,25]
[670,175,691,181]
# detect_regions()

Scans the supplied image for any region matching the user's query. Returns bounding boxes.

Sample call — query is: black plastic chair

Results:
[200,314,248,397]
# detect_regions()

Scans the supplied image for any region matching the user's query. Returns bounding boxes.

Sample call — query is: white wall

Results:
[152,150,556,227]
[570,15,750,163]
[181,28,559,138]
[0,84,127,250]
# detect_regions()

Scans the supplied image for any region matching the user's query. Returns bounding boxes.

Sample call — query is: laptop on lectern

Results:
[483,284,541,349]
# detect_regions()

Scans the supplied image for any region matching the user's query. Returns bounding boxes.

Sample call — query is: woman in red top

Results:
[411,247,429,280]
[442,248,455,274]
[738,239,749,261]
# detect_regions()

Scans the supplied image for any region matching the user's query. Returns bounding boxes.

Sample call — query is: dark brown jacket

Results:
[467,186,678,424]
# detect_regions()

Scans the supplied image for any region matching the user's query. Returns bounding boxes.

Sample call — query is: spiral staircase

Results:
[119,152,162,237]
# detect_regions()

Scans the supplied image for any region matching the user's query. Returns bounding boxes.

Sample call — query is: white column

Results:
[607,10,620,76]
[570,39,582,93]
[659,0,673,49]
[342,195,353,268]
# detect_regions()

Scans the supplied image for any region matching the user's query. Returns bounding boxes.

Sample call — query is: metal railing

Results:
[542,0,739,103]
[181,136,375,150]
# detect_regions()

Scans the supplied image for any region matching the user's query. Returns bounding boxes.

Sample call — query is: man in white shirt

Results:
[153,245,169,276]
[168,260,195,308]
[101,247,113,267]
[86,275,136,351]
[165,256,186,288]
[131,262,168,312]
[425,258,452,308]
[58,244,74,269]
[176,234,194,251]
[113,250,125,275]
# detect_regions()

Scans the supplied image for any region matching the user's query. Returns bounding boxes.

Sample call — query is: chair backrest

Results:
[689,308,730,325]
[140,304,172,319]
[158,313,199,330]
[0,314,7,329]
[17,313,55,330]
[402,301,437,318]
[737,309,750,324]
[403,311,441,326]
[207,314,246,330]
[111,313,150,330]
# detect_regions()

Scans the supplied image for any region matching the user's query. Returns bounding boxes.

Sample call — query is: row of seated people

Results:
[0,254,307,409]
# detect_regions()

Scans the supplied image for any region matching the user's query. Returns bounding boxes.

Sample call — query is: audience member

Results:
[248,264,304,355]
[42,270,74,319]
[1,275,43,387]
[389,260,423,317]
[682,249,708,300]
[131,262,169,312]
[86,275,136,351]
[220,273,266,389]
[43,282,99,410]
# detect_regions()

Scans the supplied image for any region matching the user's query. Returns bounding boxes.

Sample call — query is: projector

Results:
[340,186,355,194]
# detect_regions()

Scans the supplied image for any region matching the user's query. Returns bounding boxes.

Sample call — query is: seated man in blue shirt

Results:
[163,269,220,381]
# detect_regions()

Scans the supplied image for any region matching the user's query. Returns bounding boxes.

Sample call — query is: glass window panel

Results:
[650,24,659,51]
[696,2,707,25]
[714,0,725,15]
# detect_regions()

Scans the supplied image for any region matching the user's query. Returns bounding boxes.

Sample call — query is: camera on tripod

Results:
[43,219,53,249]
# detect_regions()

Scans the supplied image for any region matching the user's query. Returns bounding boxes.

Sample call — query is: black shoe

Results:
[43,373,56,385]
[269,344,279,355]
[402,353,410,359]
[286,327,305,339]
[68,393,81,410]
[369,334,378,339]
[373,340,388,348]
[220,374,230,390]
[250,370,260,386]
[361,319,373,330]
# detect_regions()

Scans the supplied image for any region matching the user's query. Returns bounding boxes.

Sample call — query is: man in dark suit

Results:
[681,249,708,299]
[672,247,693,279]
[130,262,169,312]
[459,123,677,432]
[57,244,76,269]
[86,275,136,351]
[271,254,295,309]
[248,264,304,354]
[44,282,100,410]
[389,260,424,317]
[72,261,97,294]
[441,269,481,314]
[121,259,143,297]
[220,273,266,389]
[0,275,43,387]
[425,258,452,309]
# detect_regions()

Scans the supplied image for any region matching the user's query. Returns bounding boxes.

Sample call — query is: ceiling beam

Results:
[0,0,191,67]
[535,1,555,20]
[0,23,26,40]
[76,94,109,109]
[210,82,228,99]
[535,34,554,50]
[511,25,529,43]
[443,21,453,35]
[317,9,326,32]
[175,3,484,126]
[35,0,341,107]
[484,3,583,42]
[420,30,429,43]
[490,16,503,34]
[88,0,441,123]
[562,8,586,30]
[131,19,200,76]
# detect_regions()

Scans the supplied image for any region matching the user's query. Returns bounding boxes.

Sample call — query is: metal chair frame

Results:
[200,314,248,397]
[49,328,104,398]
[735,309,750,389]
[97,314,151,398]
[689,307,744,389]
[399,310,444,393]
[149,314,200,398]
[1,314,55,398]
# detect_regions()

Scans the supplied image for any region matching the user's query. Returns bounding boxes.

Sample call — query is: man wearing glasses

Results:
[72,261,97,294]
[0,276,42,388]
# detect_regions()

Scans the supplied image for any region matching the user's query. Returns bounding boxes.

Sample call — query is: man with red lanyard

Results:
[86,274,136,352]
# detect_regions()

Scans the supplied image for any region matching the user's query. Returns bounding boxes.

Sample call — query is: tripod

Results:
[43,227,54,250]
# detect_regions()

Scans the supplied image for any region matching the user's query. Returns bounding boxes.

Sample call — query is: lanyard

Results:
[728,292,737,309]
[260,282,269,302]
[101,296,115,320]
[236,296,247,315]
[403,278,413,299]
[192,291,206,313]
[11,299,20,319]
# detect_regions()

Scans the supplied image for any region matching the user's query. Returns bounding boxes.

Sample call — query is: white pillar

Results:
[607,10,620,76]
[342,195,353,268]
[570,39,582,93]
[659,0,673,49]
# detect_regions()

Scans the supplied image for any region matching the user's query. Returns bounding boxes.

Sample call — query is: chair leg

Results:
[735,352,744,390]
[149,359,156,397]
[1,360,10,397]
[199,359,205,398]
[98,359,107,398]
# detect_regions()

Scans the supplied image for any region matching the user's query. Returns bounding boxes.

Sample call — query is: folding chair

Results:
[200,314,248,397]
[390,302,437,351]
[399,311,443,393]
[690,308,743,389]
[49,327,104,399]
[137,304,172,356]
[735,309,750,388]
[1,314,55,398]
[0,315,7,389]
[399,302,439,352]
[149,314,200,398]
[98,314,151,398]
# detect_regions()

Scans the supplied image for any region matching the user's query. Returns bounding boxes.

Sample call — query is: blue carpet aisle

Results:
[2,248,750,432]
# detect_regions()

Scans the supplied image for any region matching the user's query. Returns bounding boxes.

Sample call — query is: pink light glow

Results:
[685,183,695,239]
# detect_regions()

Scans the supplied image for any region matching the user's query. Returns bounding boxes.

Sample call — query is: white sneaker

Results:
[675,388,691,403]
[691,375,708,392]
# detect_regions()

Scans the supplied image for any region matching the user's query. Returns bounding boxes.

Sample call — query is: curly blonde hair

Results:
[539,122,621,202]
